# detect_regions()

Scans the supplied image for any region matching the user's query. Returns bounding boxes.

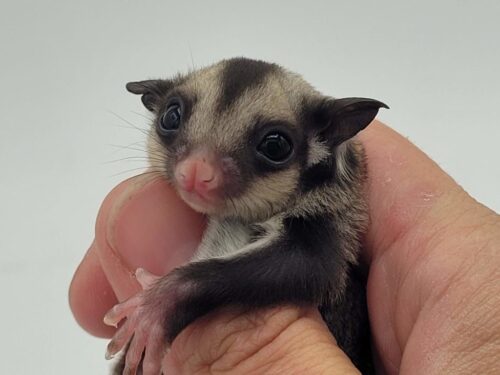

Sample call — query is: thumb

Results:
[163,306,361,375]
[359,122,500,374]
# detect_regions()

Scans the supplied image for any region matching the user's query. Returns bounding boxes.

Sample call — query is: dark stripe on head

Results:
[300,142,363,192]
[217,58,278,112]
[300,157,336,192]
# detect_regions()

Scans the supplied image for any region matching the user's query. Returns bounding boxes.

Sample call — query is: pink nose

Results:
[175,157,219,195]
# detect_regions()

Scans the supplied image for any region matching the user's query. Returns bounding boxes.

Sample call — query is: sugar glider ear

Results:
[126,79,172,112]
[313,97,389,146]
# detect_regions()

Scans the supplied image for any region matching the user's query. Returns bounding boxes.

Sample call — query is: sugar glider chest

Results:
[105,58,388,375]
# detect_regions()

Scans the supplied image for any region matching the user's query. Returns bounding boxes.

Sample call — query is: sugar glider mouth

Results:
[177,188,221,215]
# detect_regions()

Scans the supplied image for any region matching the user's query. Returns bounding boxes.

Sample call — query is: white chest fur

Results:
[192,216,283,261]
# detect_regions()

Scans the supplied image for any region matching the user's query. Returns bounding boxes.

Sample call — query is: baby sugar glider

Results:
[105,57,387,375]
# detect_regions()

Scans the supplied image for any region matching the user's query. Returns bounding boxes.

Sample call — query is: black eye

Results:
[158,103,182,134]
[257,132,293,162]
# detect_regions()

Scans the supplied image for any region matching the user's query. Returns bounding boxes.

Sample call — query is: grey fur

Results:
[114,58,387,374]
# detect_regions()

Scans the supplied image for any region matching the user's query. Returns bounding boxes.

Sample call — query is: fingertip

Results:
[69,242,118,338]
[70,173,205,337]
[94,174,205,301]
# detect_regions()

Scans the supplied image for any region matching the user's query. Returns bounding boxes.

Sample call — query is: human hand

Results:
[69,121,500,374]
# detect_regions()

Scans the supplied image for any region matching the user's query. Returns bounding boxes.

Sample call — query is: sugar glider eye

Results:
[158,101,182,134]
[257,132,293,163]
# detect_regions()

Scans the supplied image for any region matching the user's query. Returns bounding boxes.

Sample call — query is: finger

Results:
[95,174,206,301]
[123,331,147,375]
[163,306,360,375]
[359,121,500,374]
[103,294,142,328]
[359,121,460,259]
[68,241,117,338]
[360,121,461,373]
[69,176,143,337]
[69,174,206,337]
[106,316,138,360]
[142,330,165,375]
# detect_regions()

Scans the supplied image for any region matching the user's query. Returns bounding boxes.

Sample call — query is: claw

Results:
[104,268,168,373]
[103,295,142,327]
[105,316,138,360]
[123,330,146,375]
[105,350,115,361]
[142,330,166,375]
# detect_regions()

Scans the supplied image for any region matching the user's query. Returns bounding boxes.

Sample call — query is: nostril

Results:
[202,175,215,183]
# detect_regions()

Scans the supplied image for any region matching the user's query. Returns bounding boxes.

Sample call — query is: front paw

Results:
[104,269,167,375]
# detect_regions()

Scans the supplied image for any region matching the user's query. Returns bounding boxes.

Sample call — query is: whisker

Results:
[102,156,166,165]
[107,145,148,155]
[108,141,146,149]
[130,111,151,120]
[107,110,150,137]
[109,168,164,178]
[107,120,148,133]
[107,110,166,151]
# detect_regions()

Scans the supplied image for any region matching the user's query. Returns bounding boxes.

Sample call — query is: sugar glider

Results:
[104,58,388,374]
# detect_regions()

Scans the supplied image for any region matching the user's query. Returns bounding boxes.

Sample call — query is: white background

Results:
[0,1,499,374]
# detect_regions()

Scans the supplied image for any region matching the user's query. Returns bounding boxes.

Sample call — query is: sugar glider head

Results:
[127,58,387,222]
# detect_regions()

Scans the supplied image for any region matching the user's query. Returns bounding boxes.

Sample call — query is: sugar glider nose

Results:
[175,156,220,195]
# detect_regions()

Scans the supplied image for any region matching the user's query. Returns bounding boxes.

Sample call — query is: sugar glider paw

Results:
[104,268,167,375]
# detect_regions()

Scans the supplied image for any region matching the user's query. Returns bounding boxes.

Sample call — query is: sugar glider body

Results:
[106,58,387,374]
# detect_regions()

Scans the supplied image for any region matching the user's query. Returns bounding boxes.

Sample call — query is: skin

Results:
[69,121,500,374]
